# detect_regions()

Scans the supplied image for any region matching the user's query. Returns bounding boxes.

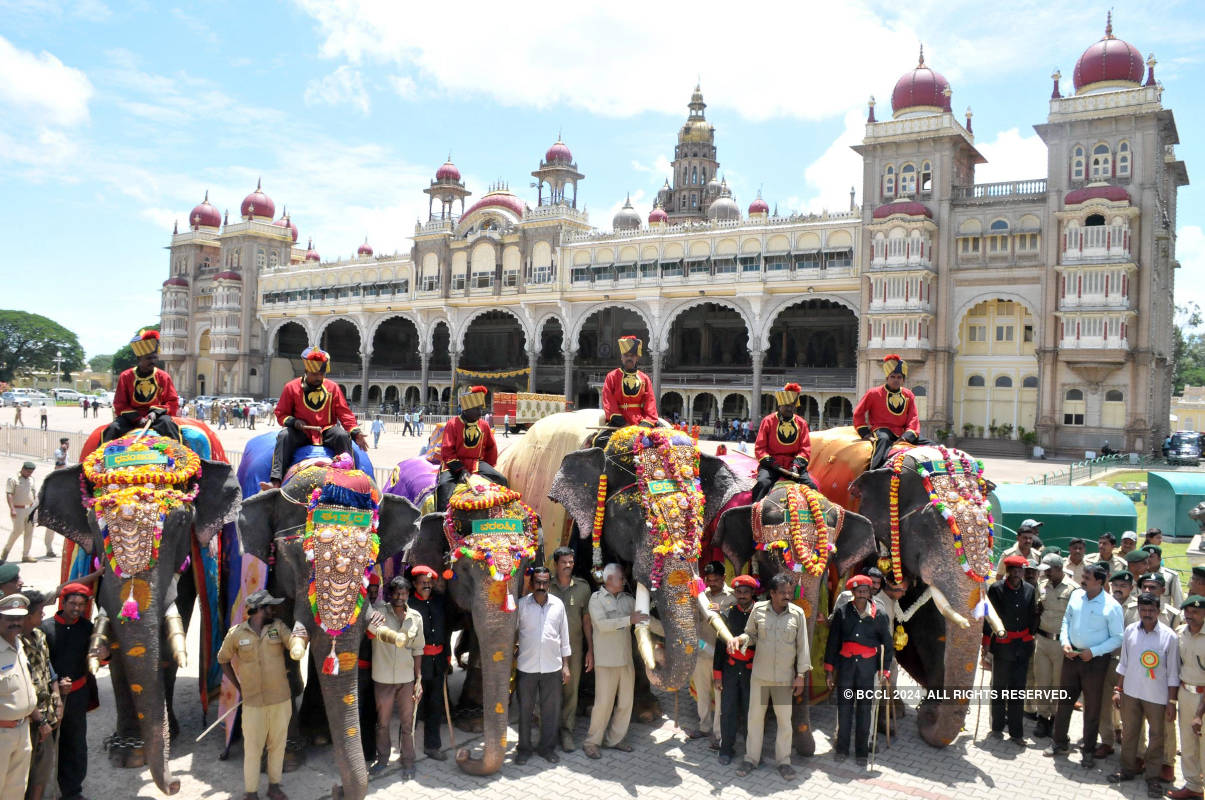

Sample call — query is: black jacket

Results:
[983,579,1038,660]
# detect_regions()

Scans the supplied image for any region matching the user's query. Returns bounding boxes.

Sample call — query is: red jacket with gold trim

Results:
[754,412,812,469]
[114,367,179,419]
[440,415,498,473]
[601,368,658,426]
[275,377,360,435]
[853,384,919,438]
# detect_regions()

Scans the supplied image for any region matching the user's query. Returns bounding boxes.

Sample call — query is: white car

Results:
[53,389,82,402]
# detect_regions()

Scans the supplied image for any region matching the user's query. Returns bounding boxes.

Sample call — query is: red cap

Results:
[845,575,874,590]
[367,573,381,586]
[1003,555,1029,569]
[410,565,438,579]
[60,582,93,598]
[731,575,760,590]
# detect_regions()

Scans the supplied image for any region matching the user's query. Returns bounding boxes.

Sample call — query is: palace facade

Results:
[159,18,1188,456]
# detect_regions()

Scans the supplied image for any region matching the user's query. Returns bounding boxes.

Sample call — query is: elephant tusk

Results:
[634,582,656,671]
[708,612,735,645]
[288,621,309,661]
[164,604,187,669]
[87,612,110,675]
[635,582,651,615]
[929,585,970,629]
[985,598,1007,638]
[373,626,411,649]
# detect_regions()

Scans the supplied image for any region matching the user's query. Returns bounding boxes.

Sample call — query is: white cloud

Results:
[973,128,1048,184]
[1175,225,1205,314]
[0,35,92,126]
[170,9,218,46]
[388,74,416,100]
[798,109,865,213]
[631,155,672,176]
[304,66,371,114]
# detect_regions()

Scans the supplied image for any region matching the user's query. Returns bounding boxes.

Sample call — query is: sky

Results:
[1,0,1203,359]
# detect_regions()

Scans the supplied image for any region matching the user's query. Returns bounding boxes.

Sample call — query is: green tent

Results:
[988,484,1137,556]
[1146,471,1205,538]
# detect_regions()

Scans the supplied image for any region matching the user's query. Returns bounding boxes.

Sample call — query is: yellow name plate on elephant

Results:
[312,508,372,528]
[105,450,168,470]
[471,518,523,535]
[647,479,676,495]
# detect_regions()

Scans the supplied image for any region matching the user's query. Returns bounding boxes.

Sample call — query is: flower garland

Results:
[887,452,907,585]
[591,474,608,581]
[444,482,540,605]
[79,434,202,620]
[632,429,703,589]
[753,485,832,577]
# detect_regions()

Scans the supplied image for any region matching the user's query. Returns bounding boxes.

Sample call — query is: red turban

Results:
[731,575,759,590]
[1003,555,1029,569]
[410,565,438,579]
[60,582,92,598]
[845,575,874,590]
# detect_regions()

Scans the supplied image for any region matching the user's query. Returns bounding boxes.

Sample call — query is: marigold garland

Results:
[773,485,831,577]
[591,474,608,580]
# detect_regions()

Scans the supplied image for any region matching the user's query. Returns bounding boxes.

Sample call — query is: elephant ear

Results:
[715,505,755,571]
[239,488,279,564]
[377,494,420,561]
[548,448,605,546]
[698,453,745,526]
[37,465,94,554]
[193,459,240,545]
[407,513,450,572]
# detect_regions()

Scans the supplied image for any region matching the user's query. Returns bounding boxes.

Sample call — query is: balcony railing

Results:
[952,179,1047,202]
[1058,295,1131,310]
[1057,337,1130,350]
[1062,226,1132,264]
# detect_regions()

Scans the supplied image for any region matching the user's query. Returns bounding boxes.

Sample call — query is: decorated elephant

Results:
[404,477,542,776]
[713,480,878,755]
[822,437,1005,748]
[37,432,241,795]
[237,455,420,800]
[550,425,747,692]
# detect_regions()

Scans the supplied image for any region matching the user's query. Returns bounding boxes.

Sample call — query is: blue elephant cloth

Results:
[235,431,374,499]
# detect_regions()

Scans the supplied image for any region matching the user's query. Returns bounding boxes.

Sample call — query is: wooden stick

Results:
[130,415,156,446]
[195,701,241,742]
[441,677,458,751]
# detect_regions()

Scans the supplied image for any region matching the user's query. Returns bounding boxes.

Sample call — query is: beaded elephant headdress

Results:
[444,480,539,611]
[82,433,202,621]
[751,484,840,581]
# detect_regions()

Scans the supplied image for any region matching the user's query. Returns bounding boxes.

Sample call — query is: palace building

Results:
[158,17,1187,456]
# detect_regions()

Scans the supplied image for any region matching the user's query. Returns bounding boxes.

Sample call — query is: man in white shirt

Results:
[1110,593,1180,795]
[515,566,571,765]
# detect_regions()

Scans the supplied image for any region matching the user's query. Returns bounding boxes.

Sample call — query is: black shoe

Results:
[368,761,388,776]
[987,730,1004,740]
[833,751,848,762]
[856,755,868,767]
[718,753,732,766]
[1082,753,1095,769]
[424,748,447,761]
[537,749,559,764]
[1011,736,1029,747]
[514,750,531,765]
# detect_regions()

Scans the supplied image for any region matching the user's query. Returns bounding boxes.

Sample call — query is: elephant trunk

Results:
[456,584,516,776]
[115,612,180,795]
[640,556,701,691]
[313,629,369,800]
[916,576,982,747]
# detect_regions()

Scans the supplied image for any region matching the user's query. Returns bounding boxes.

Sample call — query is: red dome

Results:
[273,215,299,242]
[891,48,951,116]
[464,190,526,219]
[240,179,275,220]
[545,139,573,164]
[214,270,242,281]
[188,192,221,229]
[1064,185,1131,205]
[435,160,461,181]
[357,240,374,256]
[304,239,321,262]
[1073,18,1144,92]
[648,206,668,224]
[748,196,769,215]
[162,277,189,288]
[873,200,932,219]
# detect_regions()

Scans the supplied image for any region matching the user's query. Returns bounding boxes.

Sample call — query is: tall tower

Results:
[665,84,719,222]
[424,158,471,221]
[532,137,584,207]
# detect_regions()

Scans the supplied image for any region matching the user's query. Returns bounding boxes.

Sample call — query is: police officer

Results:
[547,547,593,752]
[0,594,38,799]
[1033,553,1076,739]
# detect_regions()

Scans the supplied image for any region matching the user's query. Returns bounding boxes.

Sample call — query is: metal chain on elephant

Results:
[103,733,146,751]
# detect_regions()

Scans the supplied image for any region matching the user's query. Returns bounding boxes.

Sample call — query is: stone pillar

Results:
[359,348,371,414]
[262,353,272,399]
[527,349,538,392]
[449,350,459,416]
[563,347,576,405]
[419,349,431,409]
[817,394,826,430]
[651,348,663,401]
[751,349,764,418]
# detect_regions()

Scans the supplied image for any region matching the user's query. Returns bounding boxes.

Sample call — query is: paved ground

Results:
[0,405,1189,798]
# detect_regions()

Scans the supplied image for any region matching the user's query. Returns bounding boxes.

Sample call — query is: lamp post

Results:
[53,350,63,392]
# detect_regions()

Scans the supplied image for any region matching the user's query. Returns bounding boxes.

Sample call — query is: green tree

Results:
[0,310,85,383]
[88,353,113,373]
[111,324,160,374]
[1174,303,1205,393]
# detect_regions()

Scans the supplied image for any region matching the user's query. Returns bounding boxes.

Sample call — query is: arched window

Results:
[691,166,698,184]
[994,375,1013,388]
[1071,145,1085,181]
[1103,389,1125,427]
[967,375,986,387]
[1063,388,1085,425]
[1105,389,1123,402]
[1022,376,1038,388]
[1118,141,1131,177]
[900,163,917,195]
[1091,143,1112,180]
[1085,213,1105,227]
[921,160,932,192]
[988,219,1009,254]
[884,165,895,198]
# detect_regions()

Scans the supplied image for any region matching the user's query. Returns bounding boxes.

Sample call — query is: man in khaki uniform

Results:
[1171,596,1205,800]
[1098,570,1139,756]
[547,546,592,752]
[729,572,809,780]
[218,590,301,800]
[995,519,1043,580]
[1086,533,1128,579]
[687,561,734,745]
[1064,539,1088,586]
[3,463,37,564]
[583,564,645,759]
[368,576,424,780]
[1139,572,1182,780]
[1033,553,1076,739]
[0,594,39,799]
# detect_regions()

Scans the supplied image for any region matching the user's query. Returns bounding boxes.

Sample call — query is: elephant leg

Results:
[300,666,331,744]
[632,660,662,724]
[106,648,147,769]
[164,567,198,738]
[453,626,485,733]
